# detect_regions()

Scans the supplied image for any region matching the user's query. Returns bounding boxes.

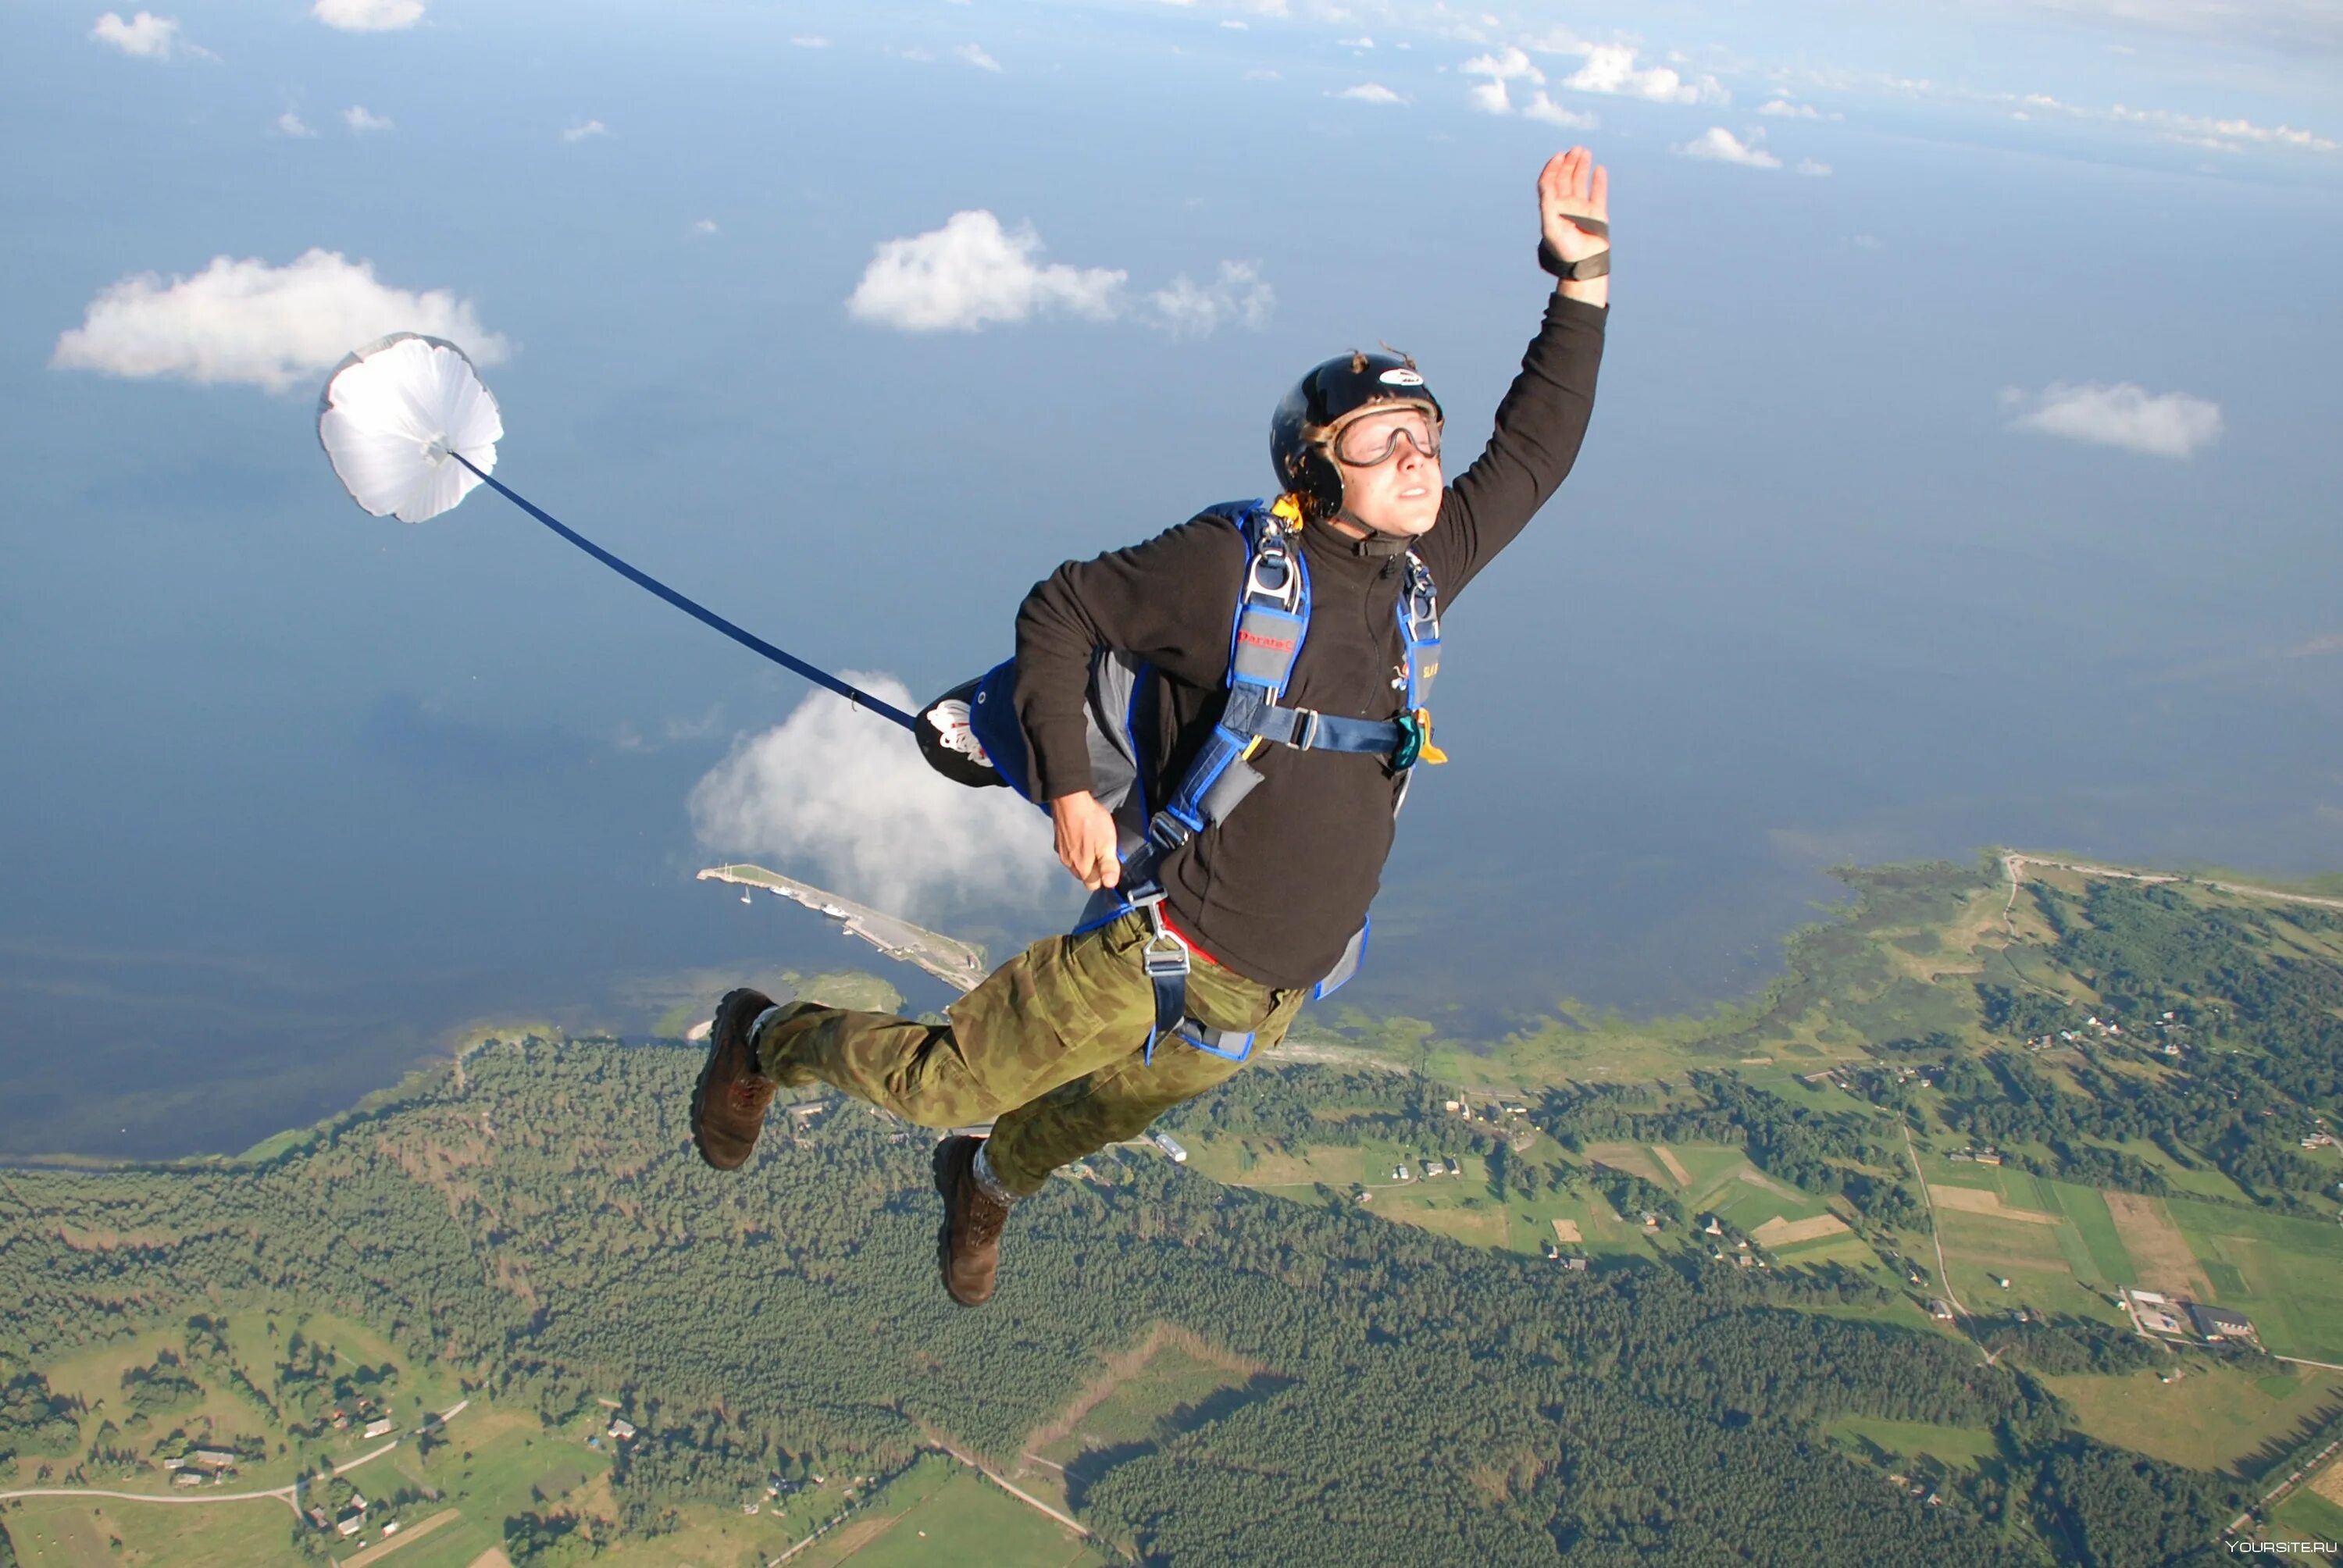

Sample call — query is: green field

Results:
[2043,1181,2136,1284]
[783,1456,1107,1568]
[2271,1486,2343,1550]
[2159,1198,2343,1361]
[1824,1415,2001,1470]
[2045,1365,2343,1477]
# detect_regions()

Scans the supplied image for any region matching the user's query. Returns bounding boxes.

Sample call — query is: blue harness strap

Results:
[1118,501,1443,1063]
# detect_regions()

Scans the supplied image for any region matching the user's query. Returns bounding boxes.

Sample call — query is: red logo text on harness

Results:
[1237,629,1296,652]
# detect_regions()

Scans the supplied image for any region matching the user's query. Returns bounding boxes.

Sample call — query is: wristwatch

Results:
[1539,217,1610,281]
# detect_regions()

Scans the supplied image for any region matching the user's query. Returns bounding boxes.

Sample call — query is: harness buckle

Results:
[1293,708,1321,750]
[1245,545,1301,610]
[1141,925,1192,980]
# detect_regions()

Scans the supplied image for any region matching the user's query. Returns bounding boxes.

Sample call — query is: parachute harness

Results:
[1071,497,1443,1064]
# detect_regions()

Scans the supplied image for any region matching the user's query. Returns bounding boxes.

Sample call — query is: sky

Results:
[2,0,2339,1156]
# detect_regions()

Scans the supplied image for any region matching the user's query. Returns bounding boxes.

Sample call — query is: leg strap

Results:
[1135,894,1191,1065]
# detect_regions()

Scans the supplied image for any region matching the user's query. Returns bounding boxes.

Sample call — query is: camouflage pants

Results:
[754,910,1305,1195]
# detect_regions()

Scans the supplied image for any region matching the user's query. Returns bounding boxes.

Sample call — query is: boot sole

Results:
[691,988,769,1172]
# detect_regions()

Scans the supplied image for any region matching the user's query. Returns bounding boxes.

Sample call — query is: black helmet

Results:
[1271,350,1444,523]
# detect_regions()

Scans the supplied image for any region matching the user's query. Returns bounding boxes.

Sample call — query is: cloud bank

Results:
[847,211,1125,331]
[51,249,508,394]
[91,11,188,58]
[1563,44,1726,105]
[2002,382,2224,458]
[1680,127,1781,167]
[1337,82,1406,104]
[688,676,1056,917]
[1461,47,1598,126]
[1150,261,1275,337]
[313,0,423,30]
[846,212,1272,337]
[344,105,393,133]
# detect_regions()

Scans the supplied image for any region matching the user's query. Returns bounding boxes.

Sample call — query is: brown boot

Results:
[691,989,782,1171]
[933,1135,1015,1308]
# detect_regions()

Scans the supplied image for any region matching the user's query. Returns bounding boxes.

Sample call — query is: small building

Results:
[363,1417,395,1439]
[1973,1151,2003,1167]
[1700,1215,1723,1236]
[1560,1256,1589,1271]
[608,1418,638,1442]
[307,1507,331,1529]
[1928,1299,1955,1320]
[1640,1211,1660,1230]
[173,1470,207,1488]
[336,1512,365,1537]
[2187,1303,2257,1342]
[188,1449,237,1470]
[1148,1130,1189,1164]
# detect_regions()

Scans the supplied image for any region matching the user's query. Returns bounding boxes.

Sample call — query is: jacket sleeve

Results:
[1418,292,1607,602]
[1011,517,1248,801]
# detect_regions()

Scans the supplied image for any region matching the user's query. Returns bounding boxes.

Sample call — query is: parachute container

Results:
[316,333,503,523]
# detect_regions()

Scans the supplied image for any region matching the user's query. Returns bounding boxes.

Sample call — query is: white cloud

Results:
[50,249,508,394]
[562,119,608,142]
[691,218,719,236]
[1339,34,1373,47]
[955,42,1003,71]
[1462,46,1535,114]
[2002,382,2223,459]
[1853,233,1885,250]
[91,12,184,58]
[1464,46,1544,84]
[1148,261,1274,337]
[1679,127,1781,167]
[847,211,1125,333]
[688,677,1055,918]
[344,105,394,133]
[1564,44,1726,105]
[276,109,316,138]
[1467,78,1511,114]
[312,0,423,30]
[1523,92,1599,127]
[1796,157,1832,176]
[1760,98,1819,118]
[1337,82,1406,104]
[790,35,829,48]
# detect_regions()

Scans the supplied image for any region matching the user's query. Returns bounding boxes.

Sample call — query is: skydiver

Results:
[690,147,1612,1308]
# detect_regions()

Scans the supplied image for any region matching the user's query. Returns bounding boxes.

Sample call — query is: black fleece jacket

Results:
[1012,292,1607,989]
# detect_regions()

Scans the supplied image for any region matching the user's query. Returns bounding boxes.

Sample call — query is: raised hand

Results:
[1539,146,1610,266]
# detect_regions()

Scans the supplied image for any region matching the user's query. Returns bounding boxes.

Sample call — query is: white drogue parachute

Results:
[316,332,503,523]
[311,330,923,732]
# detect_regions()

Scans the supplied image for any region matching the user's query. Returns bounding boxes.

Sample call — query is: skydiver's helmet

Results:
[1271,350,1445,526]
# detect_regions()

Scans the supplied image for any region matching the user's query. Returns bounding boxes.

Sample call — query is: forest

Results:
[0,1032,2268,1566]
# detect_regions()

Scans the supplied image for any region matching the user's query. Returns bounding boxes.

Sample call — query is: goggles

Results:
[1330,408,1441,468]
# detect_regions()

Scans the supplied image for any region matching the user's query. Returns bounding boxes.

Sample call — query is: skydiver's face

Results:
[1328,407,1443,539]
